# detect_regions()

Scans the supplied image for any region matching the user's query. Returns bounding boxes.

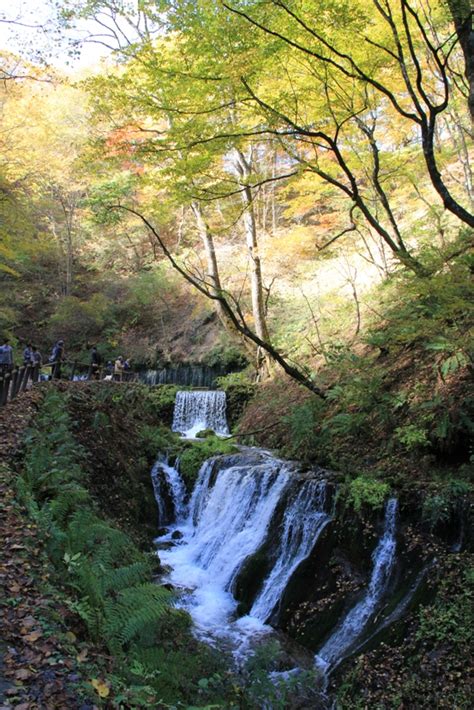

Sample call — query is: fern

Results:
[106,583,173,651]
[49,486,91,526]
[105,560,154,593]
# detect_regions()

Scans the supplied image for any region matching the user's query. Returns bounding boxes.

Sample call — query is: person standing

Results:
[50,339,65,379]
[31,346,43,382]
[0,338,14,376]
[123,358,132,381]
[90,346,102,380]
[23,343,34,366]
[114,356,124,382]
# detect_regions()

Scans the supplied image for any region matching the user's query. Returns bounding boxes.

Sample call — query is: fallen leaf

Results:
[15,669,32,681]
[76,649,89,663]
[24,630,42,643]
[91,678,110,698]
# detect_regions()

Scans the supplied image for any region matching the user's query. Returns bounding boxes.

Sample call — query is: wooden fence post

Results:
[11,367,20,400]
[0,373,7,406]
[21,364,31,392]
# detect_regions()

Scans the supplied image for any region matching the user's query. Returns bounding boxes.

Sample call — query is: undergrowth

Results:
[17,390,230,707]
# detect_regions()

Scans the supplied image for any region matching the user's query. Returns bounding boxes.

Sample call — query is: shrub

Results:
[346,476,390,512]
[422,480,471,531]
[395,424,430,450]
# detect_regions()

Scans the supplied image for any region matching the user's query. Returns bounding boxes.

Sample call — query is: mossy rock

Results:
[176,436,238,493]
[195,428,217,438]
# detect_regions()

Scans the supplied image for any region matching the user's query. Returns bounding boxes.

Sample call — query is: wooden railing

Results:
[0,360,138,408]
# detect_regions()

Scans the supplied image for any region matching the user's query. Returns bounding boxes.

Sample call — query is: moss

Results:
[176,436,238,492]
[216,371,256,428]
[195,428,216,438]
[142,384,182,425]
[137,423,182,459]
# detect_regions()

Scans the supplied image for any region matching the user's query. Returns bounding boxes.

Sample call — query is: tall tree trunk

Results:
[191,201,256,362]
[234,150,272,375]
[446,0,474,122]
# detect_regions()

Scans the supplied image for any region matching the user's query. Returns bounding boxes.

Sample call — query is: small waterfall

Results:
[151,459,167,525]
[315,498,398,672]
[250,480,330,623]
[188,458,217,526]
[151,457,187,525]
[139,364,229,388]
[172,390,229,438]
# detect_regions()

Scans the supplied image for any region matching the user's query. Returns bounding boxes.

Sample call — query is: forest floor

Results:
[0,389,103,710]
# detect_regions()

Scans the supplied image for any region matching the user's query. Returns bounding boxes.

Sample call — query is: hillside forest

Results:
[0,0,473,708]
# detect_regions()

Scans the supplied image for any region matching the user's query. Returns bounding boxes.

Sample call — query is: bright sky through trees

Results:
[0,0,109,69]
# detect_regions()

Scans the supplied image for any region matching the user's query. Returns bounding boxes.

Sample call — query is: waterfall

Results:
[315,498,398,672]
[151,457,187,525]
[157,450,330,655]
[139,364,229,388]
[250,480,330,623]
[172,390,229,438]
[151,458,167,525]
[166,456,291,593]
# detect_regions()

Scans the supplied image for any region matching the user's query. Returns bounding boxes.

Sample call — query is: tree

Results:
[445,0,474,121]
[221,0,473,236]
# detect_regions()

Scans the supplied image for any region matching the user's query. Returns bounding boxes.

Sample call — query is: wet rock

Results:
[172,530,183,540]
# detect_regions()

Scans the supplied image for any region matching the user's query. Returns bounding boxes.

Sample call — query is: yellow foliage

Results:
[91,678,111,698]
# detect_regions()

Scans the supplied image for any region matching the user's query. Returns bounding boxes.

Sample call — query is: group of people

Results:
[0,338,66,379]
[0,337,133,383]
[90,348,132,381]
[109,355,133,382]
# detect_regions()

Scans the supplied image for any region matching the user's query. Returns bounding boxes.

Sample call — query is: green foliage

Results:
[216,370,256,428]
[422,480,471,531]
[137,423,180,459]
[143,385,181,424]
[204,343,248,369]
[176,436,238,490]
[85,174,137,225]
[49,294,111,348]
[242,640,321,709]
[394,424,430,450]
[416,561,474,650]
[345,476,390,513]
[283,397,326,461]
[337,555,474,709]
[365,261,473,356]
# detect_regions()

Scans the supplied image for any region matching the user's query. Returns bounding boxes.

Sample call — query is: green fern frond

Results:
[106,583,173,650]
[49,486,91,526]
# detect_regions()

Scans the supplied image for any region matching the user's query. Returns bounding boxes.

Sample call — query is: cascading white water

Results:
[155,450,332,657]
[151,457,187,524]
[172,390,229,438]
[160,455,292,643]
[315,498,398,672]
[139,365,227,388]
[150,458,167,524]
[250,480,330,623]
